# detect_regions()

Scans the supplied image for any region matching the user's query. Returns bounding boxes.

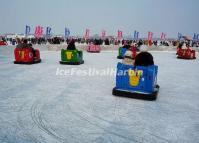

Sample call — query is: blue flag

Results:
[178,33,182,40]
[25,25,31,37]
[133,30,139,40]
[193,33,199,41]
[65,28,70,39]
[46,27,52,38]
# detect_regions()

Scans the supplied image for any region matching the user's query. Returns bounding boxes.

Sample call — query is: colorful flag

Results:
[160,32,166,40]
[25,25,31,37]
[34,26,43,38]
[178,33,182,40]
[193,33,197,41]
[46,27,52,38]
[101,30,106,39]
[117,30,123,39]
[134,30,139,40]
[148,31,153,41]
[84,29,90,39]
[65,28,70,39]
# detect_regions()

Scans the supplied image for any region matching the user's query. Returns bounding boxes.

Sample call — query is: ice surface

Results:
[0,46,199,143]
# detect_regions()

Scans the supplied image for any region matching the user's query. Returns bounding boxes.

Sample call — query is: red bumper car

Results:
[0,41,7,46]
[177,47,196,59]
[14,48,41,64]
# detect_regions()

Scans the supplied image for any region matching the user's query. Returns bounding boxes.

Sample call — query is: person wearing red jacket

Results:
[185,45,191,58]
[130,43,137,59]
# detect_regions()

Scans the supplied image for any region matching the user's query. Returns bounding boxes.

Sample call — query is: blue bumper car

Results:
[112,62,159,100]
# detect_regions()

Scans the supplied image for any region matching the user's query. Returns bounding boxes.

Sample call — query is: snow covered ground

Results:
[0,46,199,143]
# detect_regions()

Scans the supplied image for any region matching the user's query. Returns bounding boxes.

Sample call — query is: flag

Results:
[117,30,123,39]
[148,31,153,41]
[178,33,182,40]
[84,29,90,39]
[65,28,70,39]
[34,26,43,38]
[193,33,197,41]
[25,25,31,37]
[101,30,106,39]
[160,32,166,40]
[46,27,52,38]
[133,30,139,40]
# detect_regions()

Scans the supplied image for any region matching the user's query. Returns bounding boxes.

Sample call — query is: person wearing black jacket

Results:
[67,39,76,50]
[134,52,154,66]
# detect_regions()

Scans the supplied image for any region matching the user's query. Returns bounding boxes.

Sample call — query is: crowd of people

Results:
[1,36,199,48]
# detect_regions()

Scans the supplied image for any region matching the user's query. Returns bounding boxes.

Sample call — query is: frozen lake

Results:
[0,46,199,143]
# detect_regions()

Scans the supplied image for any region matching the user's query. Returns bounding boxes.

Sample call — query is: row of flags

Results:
[178,32,199,41]
[26,25,70,39]
[25,25,199,41]
[25,25,45,38]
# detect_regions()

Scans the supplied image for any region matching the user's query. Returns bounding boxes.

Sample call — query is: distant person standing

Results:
[16,38,25,49]
[105,38,110,45]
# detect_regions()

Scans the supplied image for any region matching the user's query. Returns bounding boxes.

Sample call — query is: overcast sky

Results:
[0,0,198,38]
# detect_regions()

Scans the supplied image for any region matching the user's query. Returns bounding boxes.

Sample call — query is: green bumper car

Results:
[59,49,84,65]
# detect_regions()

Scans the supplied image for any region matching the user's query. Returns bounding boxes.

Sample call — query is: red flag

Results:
[148,31,153,41]
[34,26,43,38]
[160,32,166,40]
[117,30,123,39]
[101,30,106,39]
[84,29,90,39]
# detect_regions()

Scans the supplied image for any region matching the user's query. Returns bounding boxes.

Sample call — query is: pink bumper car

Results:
[87,43,101,53]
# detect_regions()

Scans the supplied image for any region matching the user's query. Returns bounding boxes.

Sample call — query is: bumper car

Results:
[177,48,196,59]
[112,62,159,100]
[14,48,41,64]
[117,47,127,59]
[87,43,101,53]
[0,41,7,46]
[117,47,137,59]
[59,49,84,65]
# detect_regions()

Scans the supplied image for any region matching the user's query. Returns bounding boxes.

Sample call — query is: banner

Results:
[34,26,43,38]
[148,31,153,41]
[25,25,31,37]
[46,27,52,38]
[117,30,123,39]
[178,32,182,40]
[65,28,70,39]
[193,33,198,41]
[160,32,166,40]
[133,30,139,40]
[101,30,106,39]
[84,29,90,39]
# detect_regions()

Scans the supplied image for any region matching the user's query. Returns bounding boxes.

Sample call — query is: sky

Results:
[0,0,198,38]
